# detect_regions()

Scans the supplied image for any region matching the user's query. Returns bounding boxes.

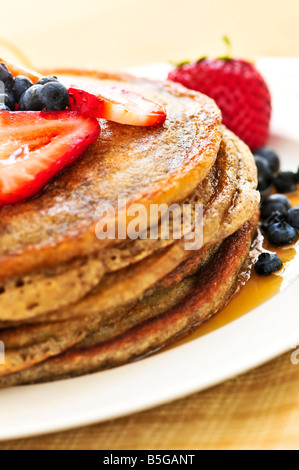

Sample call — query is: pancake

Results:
[0,70,260,387]
[0,213,258,388]
[0,71,222,282]
[0,126,259,374]
[0,127,258,323]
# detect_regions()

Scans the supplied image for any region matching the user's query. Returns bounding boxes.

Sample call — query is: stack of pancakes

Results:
[0,71,260,387]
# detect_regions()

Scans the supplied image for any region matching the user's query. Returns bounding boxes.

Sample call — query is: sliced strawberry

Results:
[68,86,167,127]
[0,111,100,206]
[0,57,41,83]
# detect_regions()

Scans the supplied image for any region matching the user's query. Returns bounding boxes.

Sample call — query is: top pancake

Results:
[0,71,222,280]
[0,127,259,323]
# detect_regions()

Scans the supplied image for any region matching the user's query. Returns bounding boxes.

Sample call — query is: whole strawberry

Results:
[168,46,271,151]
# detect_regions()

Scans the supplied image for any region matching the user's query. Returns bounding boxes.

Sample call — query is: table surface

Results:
[1,0,299,450]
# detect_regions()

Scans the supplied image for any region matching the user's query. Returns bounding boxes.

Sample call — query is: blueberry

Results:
[254,156,274,193]
[0,103,10,111]
[0,92,15,111]
[36,76,59,86]
[40,82,69,111]
[13,76,33,103]
[18,85,44,111]
[0,63,15,92]
[287,206,299,229]
[254,147,280,174]
[261,211,287,232]
[260,194,291,220]
[267,222,298,246]
[255,253,283,275]
[274,171,297,193]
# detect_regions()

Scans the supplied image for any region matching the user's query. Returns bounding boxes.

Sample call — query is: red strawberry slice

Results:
[68,86,167,127]
[0,111,100,206]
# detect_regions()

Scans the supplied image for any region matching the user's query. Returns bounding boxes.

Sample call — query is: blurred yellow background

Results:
[1,0,299,71]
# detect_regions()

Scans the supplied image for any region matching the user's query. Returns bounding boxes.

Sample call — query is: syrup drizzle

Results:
[173,190,299,346]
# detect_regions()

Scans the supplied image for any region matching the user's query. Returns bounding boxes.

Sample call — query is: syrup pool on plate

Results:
[173,190,299,346]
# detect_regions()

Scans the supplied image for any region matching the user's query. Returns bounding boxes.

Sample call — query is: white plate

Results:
[0,58,298,441]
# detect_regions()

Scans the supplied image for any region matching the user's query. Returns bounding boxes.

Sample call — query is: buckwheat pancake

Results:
[0,213,258,388]
[0,127,259,379]
[0,70,260,387]
[0,71,222,282]
[0,127,258,323]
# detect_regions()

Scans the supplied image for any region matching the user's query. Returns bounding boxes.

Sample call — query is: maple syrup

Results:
[173,190,299,347]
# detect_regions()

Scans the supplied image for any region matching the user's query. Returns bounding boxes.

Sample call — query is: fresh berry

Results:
[0,111,101,206]
[0,92,15,111]
[267,222,298,246]
[261,211,287,232]
[18,85,44,111]
[0,57,41,83]
[260,194,291,220]
[13,75,33,103]
[287,206,299,229]
[68,86,167,126]
[254,147,280,174]
[40,82,69,111]
[255,156,274,194]
[36,76,59,86]
[0,103,10,111]
[0,63,15,92]
[255,253,283,275]
[274,171,297,193]
[168,58,271,151]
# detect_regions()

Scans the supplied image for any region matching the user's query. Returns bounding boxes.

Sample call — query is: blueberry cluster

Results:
[261,195,298,244]
[254,146,299,195]
[253,146,299,276]
[255,194,299,275]
[0,63,69,112]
